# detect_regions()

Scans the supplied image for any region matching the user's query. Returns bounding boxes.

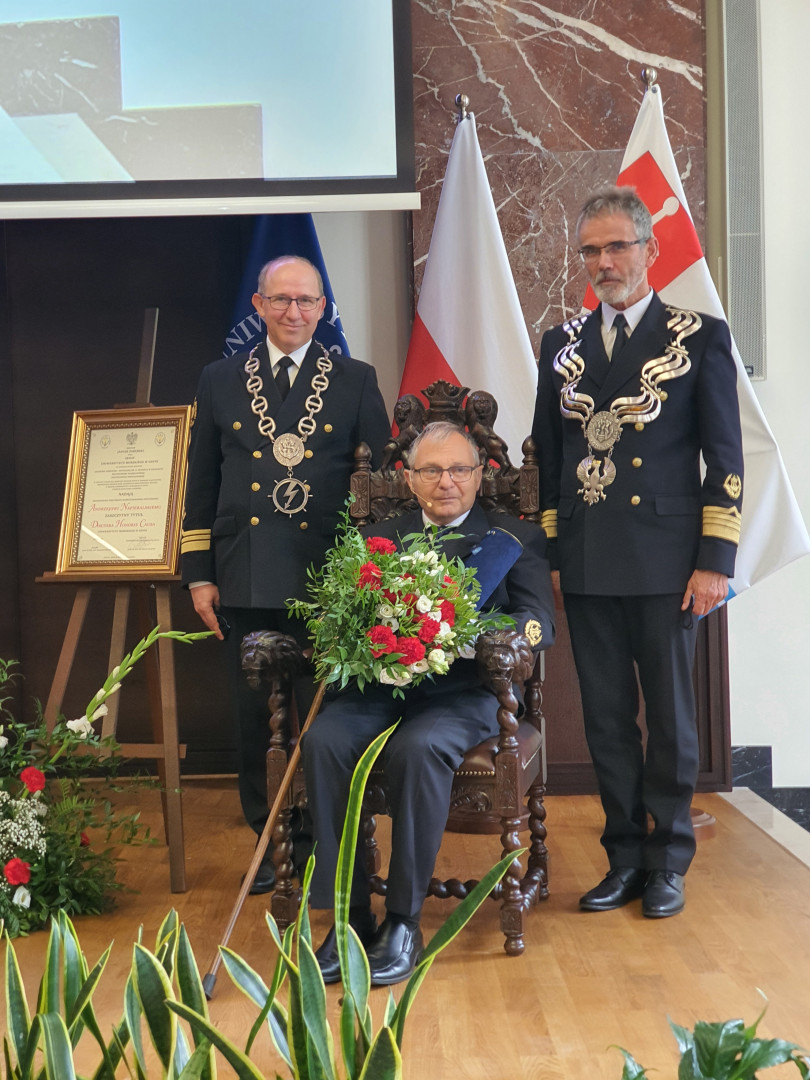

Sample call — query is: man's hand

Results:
[190,583,223,639]
[681,570,728,617]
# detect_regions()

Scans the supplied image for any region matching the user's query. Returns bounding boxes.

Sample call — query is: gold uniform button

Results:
[250,516,260,525]
[659,390,668,401]
[300,521,308,530]
[632,457,643,468]
[253,450,262,459]
[232,421,242,430]
[630,496,641,506]
[304,449,314,459]
[251,482,260,492]
[324,424,333,432]
[634,422,645,432]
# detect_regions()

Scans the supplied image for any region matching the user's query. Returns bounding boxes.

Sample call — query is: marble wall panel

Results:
[411,0,707,349]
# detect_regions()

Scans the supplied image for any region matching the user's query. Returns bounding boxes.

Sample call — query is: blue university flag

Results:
[223,214,349,358]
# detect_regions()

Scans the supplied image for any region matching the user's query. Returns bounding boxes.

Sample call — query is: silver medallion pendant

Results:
[577,456,616,505]
[273,432,305,467]
[271,477,310,515]
[586,410,622,452]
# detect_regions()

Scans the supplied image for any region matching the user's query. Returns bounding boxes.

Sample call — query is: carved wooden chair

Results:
[244,380,550,956]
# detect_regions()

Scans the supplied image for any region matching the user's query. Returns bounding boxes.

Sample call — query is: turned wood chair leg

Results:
[526,776,549,903]
[271,807,301,931]
[499,812,527,956]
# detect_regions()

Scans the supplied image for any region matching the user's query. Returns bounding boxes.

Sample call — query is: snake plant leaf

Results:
[339,988,359,1080]
[390,849,520,1047]
[297,857,315,950]
[166,1002,267,1080]
[57,911,86,1040]
[4,931,32,1066]
[611,1046,650,1079]
[177,924,215,1079]
[124,968,149,1077]
[132,943,177,1073]
[65,944,112,1041]
[177,1037,215,1080]
[298,936,336,1080]
[218,948,271,1009]
[31,1013,76,1080]
[334,726,397,984]
[36,918,62,1016]
[339,925,373,1078]
[218,945,292,1068]
[356,1026,402,1080]
[286,962,312,1080]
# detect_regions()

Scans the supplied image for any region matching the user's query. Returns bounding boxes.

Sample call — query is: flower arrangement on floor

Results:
[288,511,513,696]
[0,625,210,936]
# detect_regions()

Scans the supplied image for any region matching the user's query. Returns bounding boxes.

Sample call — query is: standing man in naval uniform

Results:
[181,255,390,889]
[532,187,743,918]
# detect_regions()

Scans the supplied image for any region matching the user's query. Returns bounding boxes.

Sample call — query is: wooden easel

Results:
[37,309,188,892]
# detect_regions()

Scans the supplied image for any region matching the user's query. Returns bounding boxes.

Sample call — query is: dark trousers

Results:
[221,606,315,835]
[563,593,701,875]
[301,683,501,919]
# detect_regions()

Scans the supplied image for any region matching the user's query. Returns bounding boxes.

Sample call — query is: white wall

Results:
[314,210,411,413]
[727,0,810,786]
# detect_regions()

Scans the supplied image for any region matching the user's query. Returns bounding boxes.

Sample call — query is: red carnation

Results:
[4,858,31,886]
[417,618,441,644]
[366,536,397,555]
[399,592,418,610]
[20,766,46,793]
[80,832,90,847]
[357,561,383,589]
[439,600,456,626]
[395,637,426,665]
[367,625,398,657]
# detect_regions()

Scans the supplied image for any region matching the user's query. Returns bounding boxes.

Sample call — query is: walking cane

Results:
[202,680,326,999]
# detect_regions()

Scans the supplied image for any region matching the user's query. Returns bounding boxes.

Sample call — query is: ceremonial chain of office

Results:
[244,342,333,516]
[553,307,701,505]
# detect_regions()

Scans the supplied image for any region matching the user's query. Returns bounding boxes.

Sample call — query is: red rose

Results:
[357,561,383,589]
[366,536,397,555]
[20,766,46,793]
[395,637,426,665]
[367,625,398,657]
[80,832,90,847]
[417,618,441,644]
[4,858,31,886]
[439,600,456,626]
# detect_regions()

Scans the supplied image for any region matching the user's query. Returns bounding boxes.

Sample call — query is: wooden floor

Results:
[7,780,810,1078]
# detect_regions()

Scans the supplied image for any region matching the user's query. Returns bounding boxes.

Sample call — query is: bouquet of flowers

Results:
[0,625,210,936]
[288,511,513,696]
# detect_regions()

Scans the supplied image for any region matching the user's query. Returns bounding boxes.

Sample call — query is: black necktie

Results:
[611,313,628,360]
[275,355,294,401]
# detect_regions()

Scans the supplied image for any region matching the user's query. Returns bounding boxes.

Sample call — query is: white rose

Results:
[428,648,446,664]
[429,608,443,622]
[416,595,433,614]
[436,621,452,640]
[13,886,31,909]
[379,668,413,687]
[67,717,94,739]
[409,659,430,674]
[377,603,395,619]
[380,616,399,630]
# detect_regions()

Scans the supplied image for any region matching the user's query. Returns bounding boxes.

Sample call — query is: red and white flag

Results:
[589,85,809,596]
[399,114,537,463]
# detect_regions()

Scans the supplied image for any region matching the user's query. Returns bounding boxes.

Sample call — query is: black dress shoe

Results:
[242,850,276,895]
[579,867,648,911]
[315,914,378,985]
[366,917,423,987]
[642,870,685,918]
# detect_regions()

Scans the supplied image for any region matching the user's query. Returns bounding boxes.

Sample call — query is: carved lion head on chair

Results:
[240,630,308,690]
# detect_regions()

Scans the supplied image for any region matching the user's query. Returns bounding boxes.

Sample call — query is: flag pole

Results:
[640,65,658,92]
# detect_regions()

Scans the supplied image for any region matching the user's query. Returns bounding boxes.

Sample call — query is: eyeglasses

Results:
[259,294,322,311]
[411,465,479,482]
[577,239,648,263]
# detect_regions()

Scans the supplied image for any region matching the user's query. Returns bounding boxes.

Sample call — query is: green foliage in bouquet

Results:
[1,724,519,1079]
[0,626,211,937]
[288,509,514,696]
[615,1004,809,1080]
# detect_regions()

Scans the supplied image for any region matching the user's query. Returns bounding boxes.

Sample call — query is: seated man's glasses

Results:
[577,239,647,263]
[412,466,477,482]
[260,294,322,311]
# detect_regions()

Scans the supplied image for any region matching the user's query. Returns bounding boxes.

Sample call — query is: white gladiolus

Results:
[91,703,108,721]
[67,717,94,739]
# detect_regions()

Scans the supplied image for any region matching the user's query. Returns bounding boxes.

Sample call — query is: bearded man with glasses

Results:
[181,254,390,893]
[532,186,744,918]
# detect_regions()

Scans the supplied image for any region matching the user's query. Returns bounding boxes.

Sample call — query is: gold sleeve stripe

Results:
[180,539,211,553]
[181,529,211,539]
[541,509,558,539]
[703,506,742,544]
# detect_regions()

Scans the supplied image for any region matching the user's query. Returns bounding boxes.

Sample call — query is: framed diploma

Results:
[54,405,192,576]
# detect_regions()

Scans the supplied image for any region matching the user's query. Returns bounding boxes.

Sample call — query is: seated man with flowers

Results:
[301,421,555,986]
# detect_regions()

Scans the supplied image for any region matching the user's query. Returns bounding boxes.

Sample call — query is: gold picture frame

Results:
[54,405,192,577]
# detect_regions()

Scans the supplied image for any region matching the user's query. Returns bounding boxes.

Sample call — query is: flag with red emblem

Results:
[591,85,809,595]
[398,113,536,464]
